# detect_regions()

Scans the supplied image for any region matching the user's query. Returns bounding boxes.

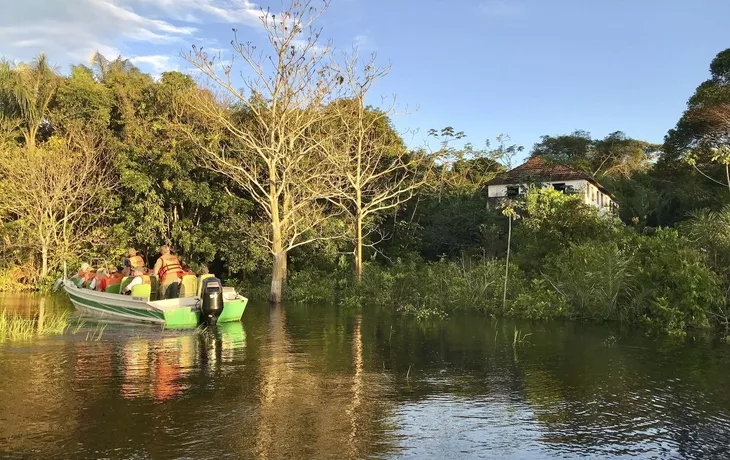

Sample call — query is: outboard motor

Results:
[200,277,224,325]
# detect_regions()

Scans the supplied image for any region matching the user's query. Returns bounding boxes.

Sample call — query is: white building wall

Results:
[487,179,617,215]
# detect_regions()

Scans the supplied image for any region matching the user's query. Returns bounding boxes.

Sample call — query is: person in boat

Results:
[123,267,151,295]
[152,245,183,300]
[82,267,97,288]
[88,268,107,291]
[124,248,145,276]
[70,263,91,285]
[99,266,124,292]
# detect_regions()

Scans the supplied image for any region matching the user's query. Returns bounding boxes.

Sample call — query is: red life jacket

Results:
[158,255,183,284]
[94,274,107,291]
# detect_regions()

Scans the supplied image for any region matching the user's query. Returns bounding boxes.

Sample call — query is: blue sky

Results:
[2,0,729,158]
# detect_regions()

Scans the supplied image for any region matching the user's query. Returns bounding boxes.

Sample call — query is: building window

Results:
[506,186,520,197]
[553,183,566,192]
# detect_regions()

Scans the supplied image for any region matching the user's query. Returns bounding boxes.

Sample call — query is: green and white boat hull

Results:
[63,280,247,328]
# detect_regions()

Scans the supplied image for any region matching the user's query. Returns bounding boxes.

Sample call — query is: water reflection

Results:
[2,297,730,459]
[117,323,248,401]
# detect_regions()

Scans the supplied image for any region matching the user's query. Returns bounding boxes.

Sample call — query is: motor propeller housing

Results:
[200,277,224,325]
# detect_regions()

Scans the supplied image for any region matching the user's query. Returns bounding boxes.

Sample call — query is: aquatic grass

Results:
[37,310,70,335]
[84,323,107,342]
[0,310,36,341]
[0,308,69,341]
[71,316,86,334]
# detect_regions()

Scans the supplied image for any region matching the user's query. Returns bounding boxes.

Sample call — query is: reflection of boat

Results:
[217,321,247,348]
[62,279,248,328]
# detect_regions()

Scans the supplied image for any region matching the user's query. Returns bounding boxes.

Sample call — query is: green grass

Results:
[0,308,70,342]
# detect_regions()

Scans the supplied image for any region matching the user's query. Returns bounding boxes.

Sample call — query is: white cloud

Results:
[353,34,375,51]
[0,0,265,69]
[132,0,264,25]
[479,0,526,17]
[129,54,179,75]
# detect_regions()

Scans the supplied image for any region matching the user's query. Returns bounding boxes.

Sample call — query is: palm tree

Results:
[0,54,59,150]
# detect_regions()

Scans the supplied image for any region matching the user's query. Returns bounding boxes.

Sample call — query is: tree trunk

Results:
[355,212,363,282]
[41,244,48,279]
[502,214,512,309]
[270,250,287,304]
[270,217,286,303]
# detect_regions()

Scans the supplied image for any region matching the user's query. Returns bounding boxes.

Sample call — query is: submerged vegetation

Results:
[0,308,69,341]
[1,1,730,336]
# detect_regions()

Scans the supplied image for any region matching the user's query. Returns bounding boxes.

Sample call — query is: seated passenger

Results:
[100,266,124,292]
[123,267,151,295]
[82,268,97,288]
[89,268,107,291]
[124,248,145,271]
[70,263,91,285]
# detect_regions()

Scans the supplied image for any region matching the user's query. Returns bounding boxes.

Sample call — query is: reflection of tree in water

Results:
[254,306,395,459]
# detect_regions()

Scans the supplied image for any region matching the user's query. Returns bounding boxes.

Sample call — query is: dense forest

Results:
[2,1,730,336]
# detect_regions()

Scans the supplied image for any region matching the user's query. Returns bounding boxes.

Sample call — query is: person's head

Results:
[116,265,124,273]
[80,263,90,272]
[128,248,137,257]
[96,268,107,276]
[110,266,118,274]
[133,267,144,276]
[200,266,209,275]
[160,245,171,255]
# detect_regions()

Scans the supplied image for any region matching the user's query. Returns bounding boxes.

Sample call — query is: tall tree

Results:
[533,130,657,179]
[182,0,340,302]
[0,54,59,151]
[323,53,427,280]
[662,48,730,203]
[664,48,730,161]
[0,131,114,278]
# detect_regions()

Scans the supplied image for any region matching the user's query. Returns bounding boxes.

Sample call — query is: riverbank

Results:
[282,248,729,339]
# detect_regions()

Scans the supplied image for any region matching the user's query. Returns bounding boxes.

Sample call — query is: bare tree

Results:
[323,52,429,280]
[0,131,114,279]
[181,0,341,302]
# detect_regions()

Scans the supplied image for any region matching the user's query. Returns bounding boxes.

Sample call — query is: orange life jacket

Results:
[106,274,124,286]
[158,255,183,284]
[128,255,145,269]
[101,274,124,292]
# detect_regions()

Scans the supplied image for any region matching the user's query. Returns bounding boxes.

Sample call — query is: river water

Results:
[1,295,730,459]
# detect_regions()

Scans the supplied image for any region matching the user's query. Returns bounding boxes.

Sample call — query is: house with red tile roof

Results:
[486,157,618,215]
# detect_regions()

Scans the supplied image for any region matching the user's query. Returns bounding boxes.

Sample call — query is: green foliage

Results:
[533,130,658,179]
[537,229,724,334]
[509,278,569,320]
[513,186,622,274]
[664,48,730,161]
